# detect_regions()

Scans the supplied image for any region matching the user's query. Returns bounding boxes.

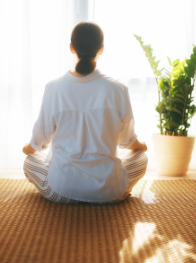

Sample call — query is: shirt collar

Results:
[64,69,102,83]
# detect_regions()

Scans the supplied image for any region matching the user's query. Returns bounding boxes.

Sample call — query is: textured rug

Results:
[0,178,196,263]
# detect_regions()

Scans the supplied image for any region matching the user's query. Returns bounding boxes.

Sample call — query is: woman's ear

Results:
[98,45,104,55]
[70,43,76,54]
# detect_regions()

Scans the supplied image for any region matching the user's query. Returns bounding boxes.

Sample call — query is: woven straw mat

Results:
[0,178,196,263]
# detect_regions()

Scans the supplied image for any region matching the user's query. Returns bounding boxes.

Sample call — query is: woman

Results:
[22,21,148,204]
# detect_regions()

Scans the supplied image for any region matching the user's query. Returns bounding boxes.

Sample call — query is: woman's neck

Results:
[69,70,88,78]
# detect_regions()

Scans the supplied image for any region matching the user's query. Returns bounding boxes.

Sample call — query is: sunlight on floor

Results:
[132,222,156,252]
[134,180,158,204]
[118,222,196,263]
[119,222,156,263]
[145,238,196,263]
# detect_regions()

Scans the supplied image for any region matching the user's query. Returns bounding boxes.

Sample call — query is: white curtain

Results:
[0,0,196,172]
[0,0,74,171]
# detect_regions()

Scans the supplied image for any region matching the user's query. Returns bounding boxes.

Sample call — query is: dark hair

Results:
[71,21,104,75]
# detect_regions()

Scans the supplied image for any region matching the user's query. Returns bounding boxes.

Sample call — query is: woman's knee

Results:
[23,155,29,171]
[23,156,32,182]
[23,154,37,181]
[137,150,148,175]
[122,149,148,163]
[138,150,148,167]
[123,149,148,177]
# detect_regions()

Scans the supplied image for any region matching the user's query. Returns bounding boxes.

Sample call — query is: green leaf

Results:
[143,45,152,52]
[169,112,182,121]
[188,85,194,94]
[148,56,154,61]
[166,121,179,128]
[193,46,196,54]
[173,62,183,69]
[184,66,195,78]
[171,98,185,104]
[165,69,171,78]
[150,61,155,68]
[172,69,181,75]
[189,105,196,113]
[179,88,184,95]
[162,113,170,118]
[183,83,189,92]
[154,70,162,76]
[133,34,161,82]
[165,106,183,115]
[158,79,165,91]
[156,101,165,112]
[167,57,172,65]
[186,59,196,70]
[162,125,171,129]
[182,57,187,67]
[188,99,195,104]
[185,77,191,85]
[152,62,158,69]
[186,60,196,71]
[172,67,184,77]
[175,94,185,100]
[172,59,180,67]
[134,34,142,41]
[179,106,185,111]
[146,51,153,57]
[172,71,183,78]
[172,78,186,86]
[190,53,196,64]
[185,113,196,121]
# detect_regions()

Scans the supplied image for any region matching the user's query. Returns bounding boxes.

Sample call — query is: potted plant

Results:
[134,35,196,176]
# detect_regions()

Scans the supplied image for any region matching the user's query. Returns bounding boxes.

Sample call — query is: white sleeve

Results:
[30,85,56,151]
[117,86,137,149]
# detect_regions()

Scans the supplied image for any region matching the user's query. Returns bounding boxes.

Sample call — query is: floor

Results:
[0,169,196,180]
[143,169,196,180]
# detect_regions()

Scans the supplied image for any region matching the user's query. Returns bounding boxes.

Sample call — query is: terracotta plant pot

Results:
[152,133,196,176]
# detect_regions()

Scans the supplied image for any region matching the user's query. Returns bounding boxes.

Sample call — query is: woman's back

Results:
[37,69,135,202]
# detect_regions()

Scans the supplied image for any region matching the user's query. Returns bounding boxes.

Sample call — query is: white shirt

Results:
[30,69,137,202]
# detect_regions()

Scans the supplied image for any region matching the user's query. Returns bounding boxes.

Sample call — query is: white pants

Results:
[23,149,148,204]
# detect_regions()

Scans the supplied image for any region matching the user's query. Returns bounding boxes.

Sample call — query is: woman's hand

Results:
[22,143,37,155]
[128,139,148,152]
[140,141,147,152]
